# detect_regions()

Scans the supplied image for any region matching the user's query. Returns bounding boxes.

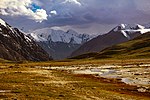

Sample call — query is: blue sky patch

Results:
[31,3,41,12]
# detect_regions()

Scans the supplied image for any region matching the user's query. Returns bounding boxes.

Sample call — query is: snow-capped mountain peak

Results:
[29,28,94,44]
[113,24,128,31]
[113,24,146,31]
[120,24,126,29]
[112,24,150,39]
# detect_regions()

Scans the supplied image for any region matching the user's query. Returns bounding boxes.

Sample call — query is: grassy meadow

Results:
[0,59,150,99]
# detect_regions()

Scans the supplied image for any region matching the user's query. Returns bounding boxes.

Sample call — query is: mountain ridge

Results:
[70,32,150,59]
[0,18,52,61]
[70,24,150,58]
[29,28,94,44]
[29,27,95,60]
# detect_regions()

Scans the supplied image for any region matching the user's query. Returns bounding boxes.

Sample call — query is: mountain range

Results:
[70,32,150,59]
[70,24,150,58]
[29,28,94,59]
[1,18,150,61]
[0,18,52,61]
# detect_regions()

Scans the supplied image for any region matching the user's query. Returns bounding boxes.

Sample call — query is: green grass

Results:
[71,32,150,60]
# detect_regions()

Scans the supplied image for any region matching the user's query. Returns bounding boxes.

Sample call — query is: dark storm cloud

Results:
[1,0,150,34]
[42,0,150,26]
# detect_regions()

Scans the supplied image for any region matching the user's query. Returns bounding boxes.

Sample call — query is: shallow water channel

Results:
[36,63,150,92]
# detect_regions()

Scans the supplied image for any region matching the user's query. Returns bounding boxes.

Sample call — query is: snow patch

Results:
[113,24,150,39]
[139,29,150,34]
[136,24,145,29]
[25,35,32,42]
[3,34,10,37]
[121,30,130,39]
[0,18,6,27]
[120,24,126,29]
[30,32,47,42]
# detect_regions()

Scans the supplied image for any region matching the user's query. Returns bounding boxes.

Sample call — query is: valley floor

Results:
[0,59,150,100]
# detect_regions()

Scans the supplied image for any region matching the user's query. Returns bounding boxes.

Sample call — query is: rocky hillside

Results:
[0,18,52,61]
[71,32,150,59]
[70,24,150,57]
[37,41,80,60]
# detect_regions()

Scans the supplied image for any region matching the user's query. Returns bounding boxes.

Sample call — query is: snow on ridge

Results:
[124,29,150,34]
[136,24,145,29]
[30,33,47,42]
[113,24,147,32]
[113,24,150,39]
[30,28,92,44]
[121,30,130,39]
[24,35,32,42]
[139,29,150,34]
[120,29,150,40]
[48,29,83,44]
[120,24,126,29]
[0,18,6,27]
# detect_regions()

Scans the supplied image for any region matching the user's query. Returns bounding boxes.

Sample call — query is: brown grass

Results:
[0,59,150,99]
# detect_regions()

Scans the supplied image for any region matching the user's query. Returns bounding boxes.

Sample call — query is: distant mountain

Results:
[29,28,94,59]
[71,32,150,59]
[0,18,52,61]
[30,28,92,44]
[70,24,150,57]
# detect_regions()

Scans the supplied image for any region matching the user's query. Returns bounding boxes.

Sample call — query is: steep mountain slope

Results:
[29,28,94,59]
[37,41,80,60]
[70,24,150,57]
[71,32,150,59]
[0,18,52,61]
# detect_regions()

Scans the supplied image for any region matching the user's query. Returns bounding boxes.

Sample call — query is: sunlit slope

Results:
[71,32,150,59]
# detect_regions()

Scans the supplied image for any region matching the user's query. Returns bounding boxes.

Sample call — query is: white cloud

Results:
[0,0,48,22]
[50,10,57,16]
[33,9,48,22]
[1,0,150,34]
[62,0,81,6]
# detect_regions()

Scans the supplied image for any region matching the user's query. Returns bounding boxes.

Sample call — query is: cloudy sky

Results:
[1,0,150,34]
